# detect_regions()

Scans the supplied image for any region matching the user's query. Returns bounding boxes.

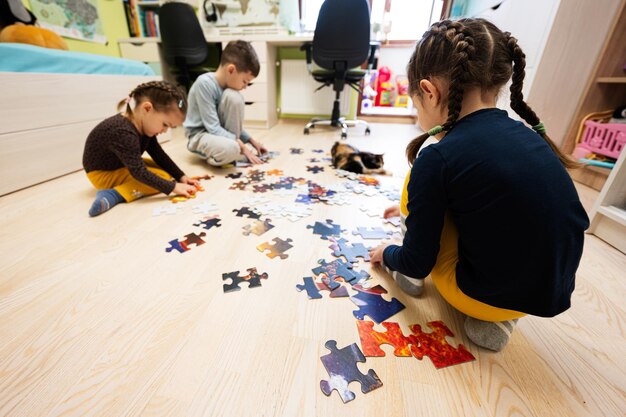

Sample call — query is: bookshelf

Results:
[123,0,161,38]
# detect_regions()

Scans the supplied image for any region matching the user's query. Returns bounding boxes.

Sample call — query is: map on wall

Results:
[30,0,106,44]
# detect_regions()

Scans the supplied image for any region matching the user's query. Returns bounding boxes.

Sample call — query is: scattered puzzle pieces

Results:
[307,219,344,240]
[267,169,283,176]
[222,267,269,293]
[350,286,405,323]
[329,238,370,263]
[242,218,274,236]
[311,259,370,287]
[356,320,475,368]
[165,232,207,253]
[193,215,222,230]
[257,237,293,259]
[319,340,383,403]
[352,227,394,240]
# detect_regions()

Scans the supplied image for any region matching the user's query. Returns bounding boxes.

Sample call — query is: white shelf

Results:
[597,205,626,227]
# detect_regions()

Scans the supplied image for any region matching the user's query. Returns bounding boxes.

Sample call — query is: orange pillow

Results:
[0,24,68,50]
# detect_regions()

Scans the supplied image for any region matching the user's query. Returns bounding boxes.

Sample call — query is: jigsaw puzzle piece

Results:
[307,219,344,240]
[329,238,371,263]
[242,218,274,236]
[179,232,207,249]
[165,239,188,253]
[352,227,394,240]
[295,276,322,299]
[256,237,293,259]
[356,320,413,357]
[306,165,324,174]
[319,340,383,403]
[222,268,268,293]
[191,200,218,215]
[193,215,222,230]
[350,288,405,323]
[407,321,476,369]
[229,181,248,190]
[226,172,243,179]
[233,206,261,219]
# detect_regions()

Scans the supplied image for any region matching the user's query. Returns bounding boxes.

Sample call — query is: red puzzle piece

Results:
[356,320,475,368]
[408,321,475,369]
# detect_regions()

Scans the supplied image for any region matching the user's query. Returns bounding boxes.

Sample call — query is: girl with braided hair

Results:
[83,81,200,217]
[369,19,589,351]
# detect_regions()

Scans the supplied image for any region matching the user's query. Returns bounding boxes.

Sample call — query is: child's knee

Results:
[206,140,240,166]
[221,89,245,108]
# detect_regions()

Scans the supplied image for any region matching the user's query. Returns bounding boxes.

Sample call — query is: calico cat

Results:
[331,142,388,175]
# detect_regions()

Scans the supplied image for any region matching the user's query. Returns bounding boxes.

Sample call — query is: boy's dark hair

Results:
[405,18,577,168]
[220,40,260,77]
[117,80,187,116]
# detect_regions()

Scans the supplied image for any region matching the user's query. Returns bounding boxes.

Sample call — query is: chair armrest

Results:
[300,42,313,74]
[368,41,381,71]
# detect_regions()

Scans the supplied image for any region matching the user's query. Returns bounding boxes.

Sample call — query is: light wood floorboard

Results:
[0,120,624,417]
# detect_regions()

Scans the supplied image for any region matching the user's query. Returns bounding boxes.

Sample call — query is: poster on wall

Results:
[30,0,106,44]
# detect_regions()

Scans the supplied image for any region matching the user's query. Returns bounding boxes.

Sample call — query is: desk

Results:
[118,34,313,129]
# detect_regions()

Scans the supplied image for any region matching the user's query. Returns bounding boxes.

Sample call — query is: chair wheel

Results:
[365,127,371,135]
[341,132,347,139]
[304,128,310,135]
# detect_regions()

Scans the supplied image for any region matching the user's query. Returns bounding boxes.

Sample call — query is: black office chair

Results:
[159,2,218,91]
[301,0,378,139]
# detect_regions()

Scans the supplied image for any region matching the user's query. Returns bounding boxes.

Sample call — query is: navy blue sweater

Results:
[383,109,589,317]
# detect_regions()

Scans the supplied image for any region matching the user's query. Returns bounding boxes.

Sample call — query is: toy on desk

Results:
[375,66,393,107]
[361,71,378,111]
[394,75,409,107]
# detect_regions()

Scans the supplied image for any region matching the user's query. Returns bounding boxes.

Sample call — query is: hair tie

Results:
[428,125,443,136]
[178,99,184,109]
[124,96,131,106]
[532,122,546,134]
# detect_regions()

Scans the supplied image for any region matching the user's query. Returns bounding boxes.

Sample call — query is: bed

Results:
[0,43,162,196]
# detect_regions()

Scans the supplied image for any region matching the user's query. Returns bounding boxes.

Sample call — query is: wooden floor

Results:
[0,120,624,417]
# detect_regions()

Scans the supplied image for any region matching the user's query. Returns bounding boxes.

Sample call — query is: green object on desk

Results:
[579,158,615,169]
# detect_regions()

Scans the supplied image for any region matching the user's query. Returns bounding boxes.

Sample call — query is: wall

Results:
[23,0,128,57]
[451,0,561,119]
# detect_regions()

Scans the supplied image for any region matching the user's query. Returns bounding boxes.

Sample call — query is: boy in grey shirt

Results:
[185,40,269,166]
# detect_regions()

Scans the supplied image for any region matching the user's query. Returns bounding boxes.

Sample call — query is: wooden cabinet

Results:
[118,37,160,63]
[567,3,626,190]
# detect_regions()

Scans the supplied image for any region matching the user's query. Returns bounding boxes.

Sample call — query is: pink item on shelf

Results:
[577,121,626,159]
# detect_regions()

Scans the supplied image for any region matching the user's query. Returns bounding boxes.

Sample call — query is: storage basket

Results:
[576,120,626,159]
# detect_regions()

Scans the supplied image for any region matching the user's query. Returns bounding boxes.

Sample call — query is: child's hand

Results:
[180,175,200,187]
[383,205,401,219]
[250,138,268,155]
[173,182,197,197]
[242,147,265,165]
[369,243,391,264]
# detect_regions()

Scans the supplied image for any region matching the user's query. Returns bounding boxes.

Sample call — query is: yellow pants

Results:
[86,159,172,202]
[431,213,527,322]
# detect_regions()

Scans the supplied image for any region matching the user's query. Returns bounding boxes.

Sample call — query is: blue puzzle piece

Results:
[295,276,322,299]
[350,288,405,323]
[307,219,344,240]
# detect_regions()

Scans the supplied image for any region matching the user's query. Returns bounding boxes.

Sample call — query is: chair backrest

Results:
[159,2,208,67]
[312,0,370,71]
